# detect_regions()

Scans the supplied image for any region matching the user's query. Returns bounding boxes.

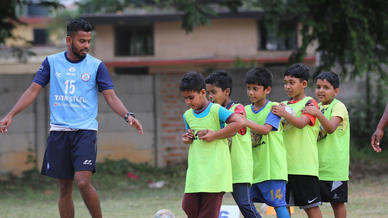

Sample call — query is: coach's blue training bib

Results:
[48,52,101,130]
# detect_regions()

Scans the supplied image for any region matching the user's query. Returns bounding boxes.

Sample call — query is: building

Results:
[83,8,316,75]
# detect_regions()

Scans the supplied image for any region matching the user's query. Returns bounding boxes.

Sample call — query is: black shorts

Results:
[319,181,348,203]
[286,175,322,209]
[41,130,97,179]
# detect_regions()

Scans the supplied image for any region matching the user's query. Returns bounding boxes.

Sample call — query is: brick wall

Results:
[157,73,188,165]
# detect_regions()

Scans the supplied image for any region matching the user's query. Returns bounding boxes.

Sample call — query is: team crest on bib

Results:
[81,72,91,82]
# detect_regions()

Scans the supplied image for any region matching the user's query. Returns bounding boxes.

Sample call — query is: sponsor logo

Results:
[55,72,62,78]
[83,160,93,165]
[81,73,91,82]
[69,67,76,72]
[54,95,86,103]
[307,196,318,204]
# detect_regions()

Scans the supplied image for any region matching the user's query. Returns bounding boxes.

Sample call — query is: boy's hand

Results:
[371,129,383,152]
[302,105,320,116]
[197,129,216,142]
[182,129,195,144]
[271,103,287,117]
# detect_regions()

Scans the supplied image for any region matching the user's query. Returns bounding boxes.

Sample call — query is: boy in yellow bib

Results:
[244,67,289,218]
[205,70,260,218]
[180,72,244,218]
[302,71,350,218]
[271,64,322,218]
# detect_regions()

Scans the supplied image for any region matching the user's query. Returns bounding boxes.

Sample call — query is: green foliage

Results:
[0,159,186,192]
[0,0,63,46]
[233,56,257,69]
[348,75,388,148]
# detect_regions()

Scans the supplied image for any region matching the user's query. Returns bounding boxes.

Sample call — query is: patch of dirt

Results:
[349,159,388,180]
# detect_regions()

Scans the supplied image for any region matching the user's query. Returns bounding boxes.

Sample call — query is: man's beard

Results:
[71,42,88,59]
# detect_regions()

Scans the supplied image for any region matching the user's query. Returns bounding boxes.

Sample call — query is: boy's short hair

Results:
[67,18,94,36]
[205,70,233,96]
[179,72,206,92]
[316,71,340,88]
[284,63,310,82]
[245,67,273,89]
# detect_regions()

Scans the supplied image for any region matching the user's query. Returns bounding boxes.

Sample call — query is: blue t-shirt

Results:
[32,52,114,130]
[183,102,233,130]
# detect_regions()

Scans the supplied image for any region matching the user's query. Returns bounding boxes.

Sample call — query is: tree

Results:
[0,0,62,60]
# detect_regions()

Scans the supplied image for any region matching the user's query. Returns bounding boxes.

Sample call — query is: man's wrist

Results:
[124,112,135,123]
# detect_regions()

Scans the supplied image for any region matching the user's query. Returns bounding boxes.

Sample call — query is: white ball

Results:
[154,209,175,218]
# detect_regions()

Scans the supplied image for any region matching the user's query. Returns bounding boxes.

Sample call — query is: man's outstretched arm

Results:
[0,82,43,134]
[102,89,143,134]
[371,101,388,152]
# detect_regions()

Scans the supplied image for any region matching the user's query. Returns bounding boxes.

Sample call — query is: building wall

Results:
[155,19,259,59]
[94,18,314,63]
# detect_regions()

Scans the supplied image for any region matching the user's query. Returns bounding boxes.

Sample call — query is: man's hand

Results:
[371,129,383,152]
[126,116,143,134]
[182,129,195,144]
[0,115,12,134]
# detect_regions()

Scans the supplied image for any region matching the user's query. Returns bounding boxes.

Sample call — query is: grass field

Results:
[0,158,388,218]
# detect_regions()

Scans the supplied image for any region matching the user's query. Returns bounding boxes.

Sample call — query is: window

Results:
[115,67,149,75]
[259,21,297,51]
[33,28,48,45]
[27,4,49,17]
[114,24,154,56]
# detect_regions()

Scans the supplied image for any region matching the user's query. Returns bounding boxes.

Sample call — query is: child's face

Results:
[181,89,207,110]
[315,79,339,105]
[284,76,307,99]
[206,84,230,106]
[246,84,271,104]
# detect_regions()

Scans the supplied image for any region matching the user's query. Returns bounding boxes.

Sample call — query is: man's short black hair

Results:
[316,71,340,88]
[179,72,206,92]
[284,63,310,82]
[245,67,273,89]
[67,18,94,36]
[205,70,233,96]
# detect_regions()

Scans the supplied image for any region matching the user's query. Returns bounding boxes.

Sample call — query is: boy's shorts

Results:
[250,180,287,207]
[41,130,97,179]
[286,175,322,209]
[319,181,348,203]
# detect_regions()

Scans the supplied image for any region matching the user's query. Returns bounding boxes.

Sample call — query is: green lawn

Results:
[1,173,388,218]
[1,157,388,218]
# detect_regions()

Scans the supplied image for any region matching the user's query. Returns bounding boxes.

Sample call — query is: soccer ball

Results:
[154,209,175,218]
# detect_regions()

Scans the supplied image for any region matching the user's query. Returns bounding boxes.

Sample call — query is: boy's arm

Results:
[271,104,311,129]
[371,101,388,152]
[0,82,43,134]
[245,120,272,135]
[197,113,244,142]
[302,105,342,133]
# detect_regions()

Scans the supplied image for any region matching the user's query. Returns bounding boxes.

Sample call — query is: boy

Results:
[271,63,322,218]
[205,70,260,218]
[179,72,245,218]
[302,71,350,218]
[244,67,290,218]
